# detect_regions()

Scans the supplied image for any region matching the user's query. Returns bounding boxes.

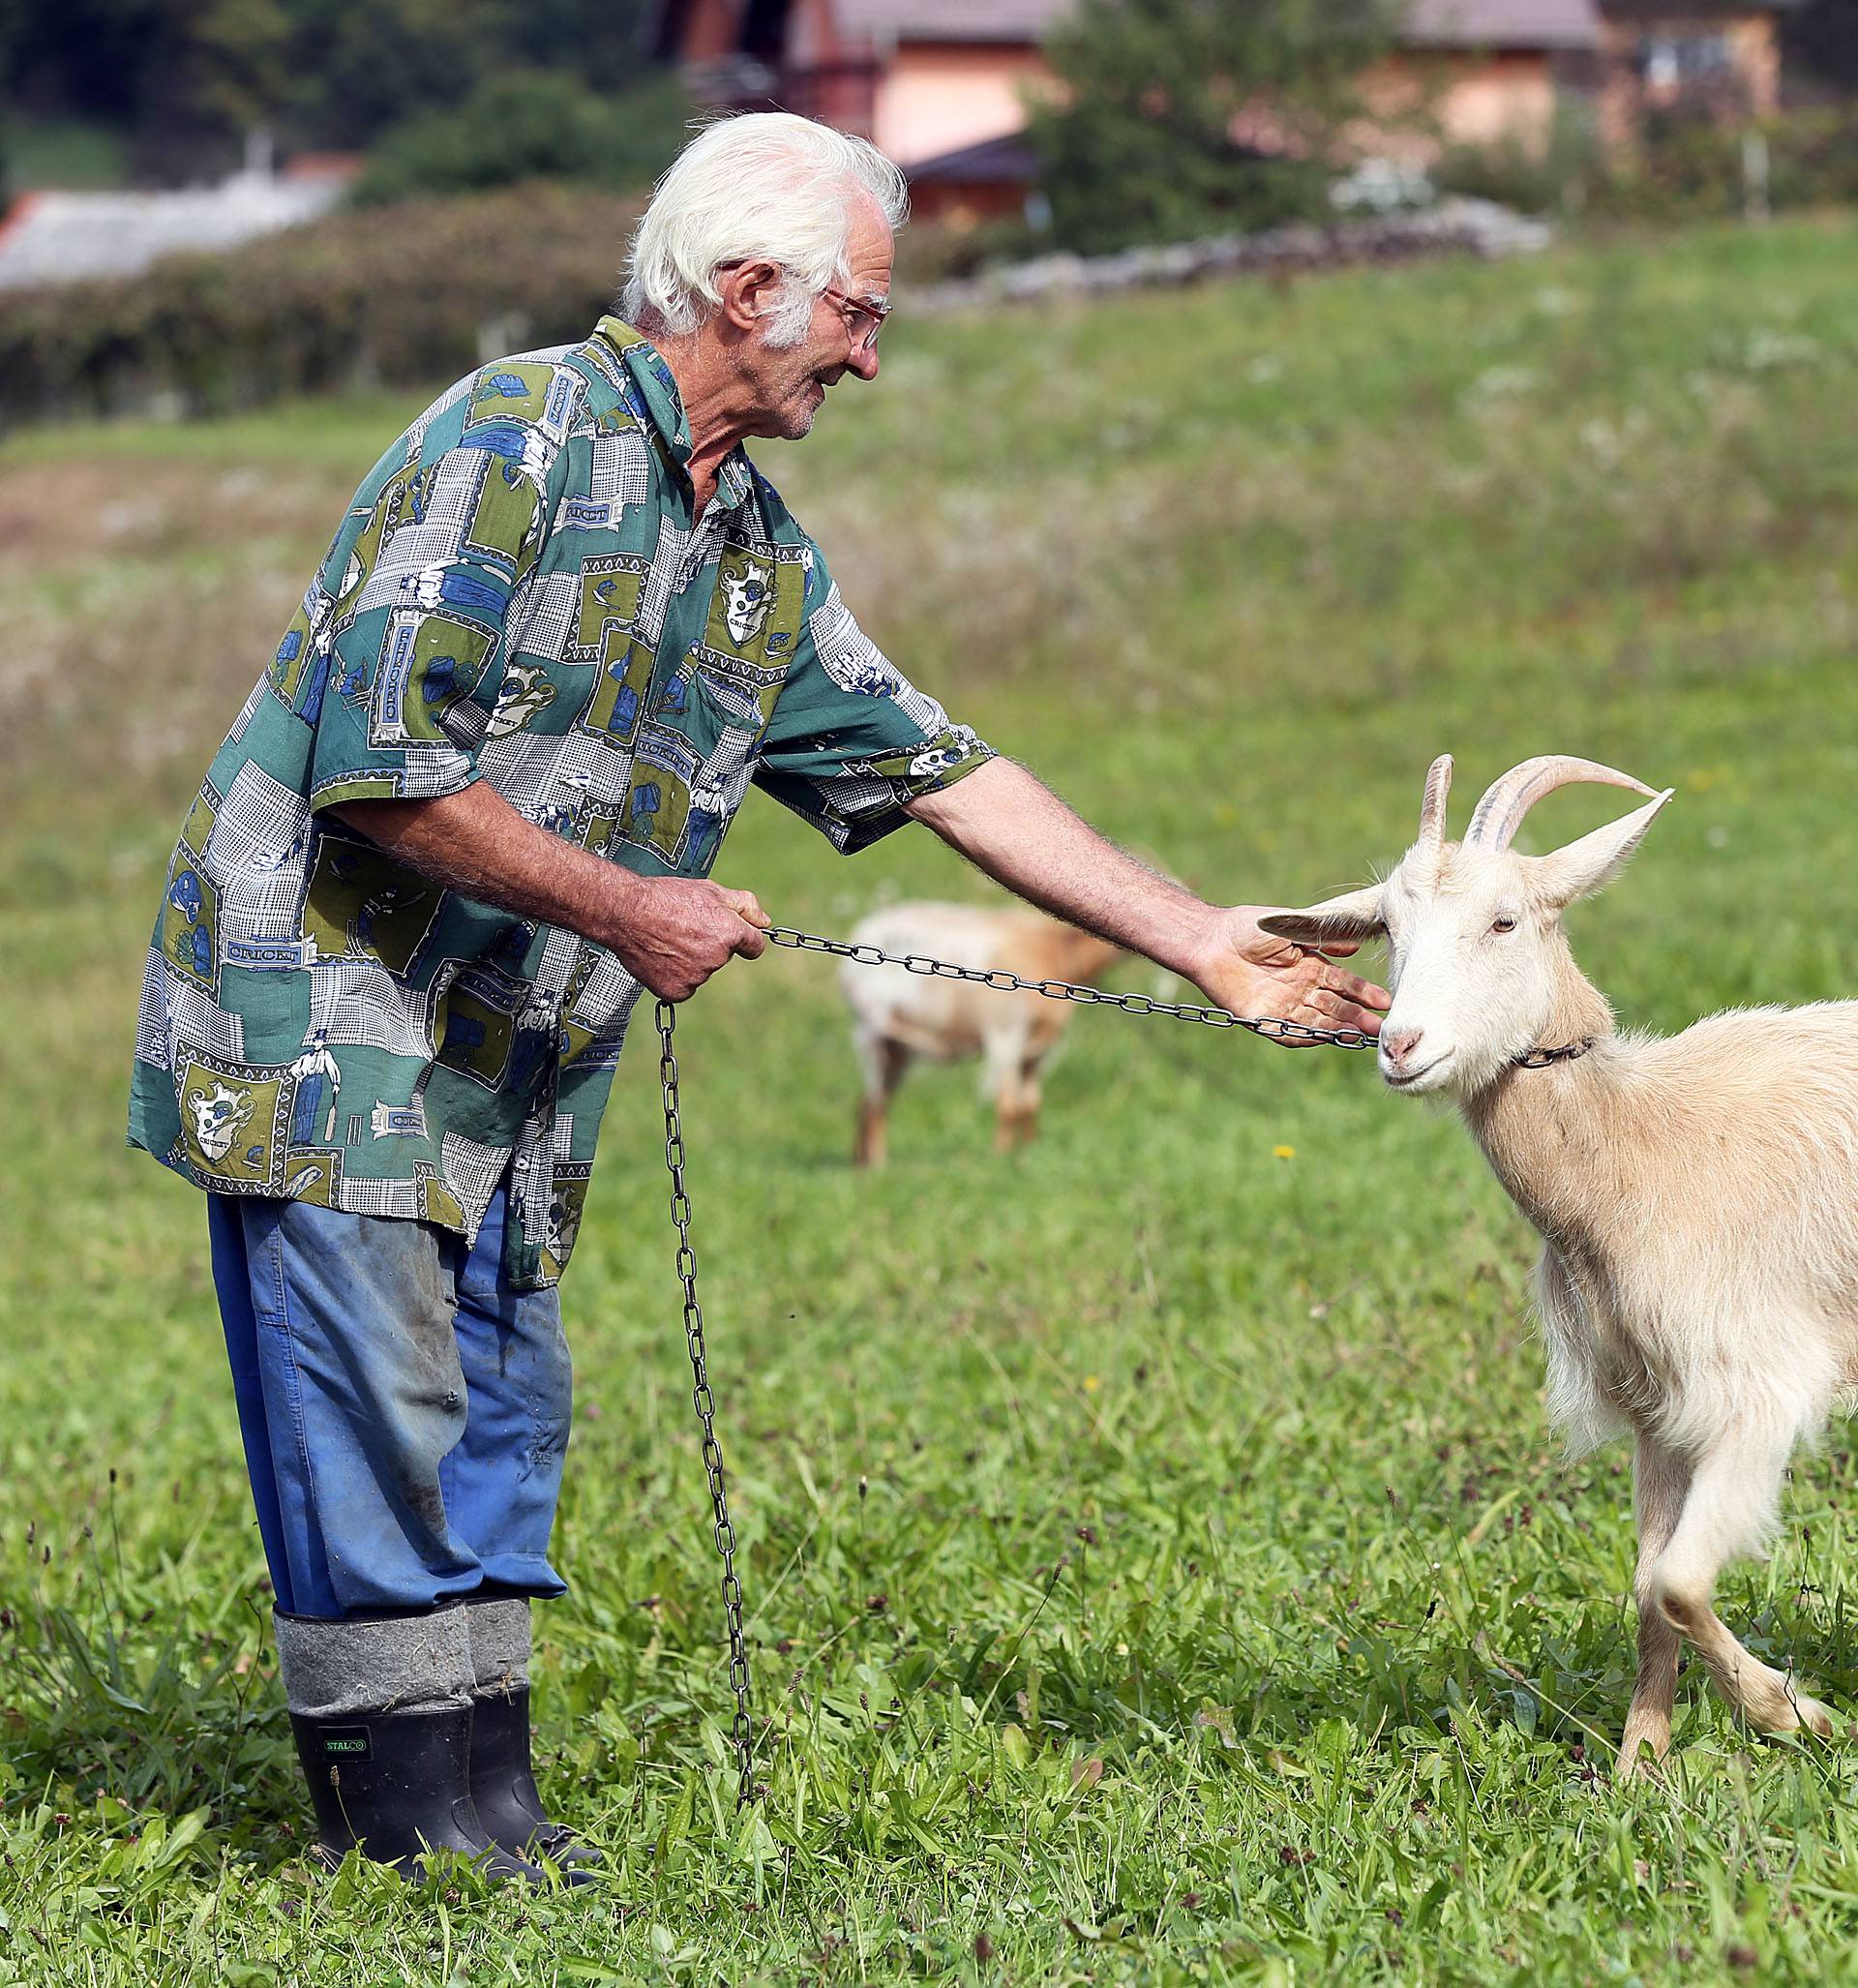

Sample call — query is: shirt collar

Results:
[592,316,754,513]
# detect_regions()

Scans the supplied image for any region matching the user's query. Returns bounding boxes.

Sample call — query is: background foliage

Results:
[0,183,641,431]
[1027,0,1403,255]
[1437,101,1858,222]
[3,214,1858,1981]
[346,69,691,207]
[0,0,669,183]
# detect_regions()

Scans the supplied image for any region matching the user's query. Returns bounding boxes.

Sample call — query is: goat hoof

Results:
[1788,1692,1836,1741]
[1613,1705,1672,1782]
[1614,1752,1663,1784]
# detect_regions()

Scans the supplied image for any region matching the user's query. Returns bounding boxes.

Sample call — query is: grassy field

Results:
[4,214,1858,1984]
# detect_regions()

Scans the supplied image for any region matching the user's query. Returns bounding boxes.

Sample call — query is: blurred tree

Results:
[276,0,659,150]
[1028,0,1406,254]
[1,0,663,171]
[275,0,510,151]
[348,67,691,204]
[144,0,292,146]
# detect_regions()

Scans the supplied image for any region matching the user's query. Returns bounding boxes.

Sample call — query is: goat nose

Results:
[1382,1026,1424,1067]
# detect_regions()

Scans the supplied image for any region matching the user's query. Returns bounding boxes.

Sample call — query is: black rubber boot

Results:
[468,1687,598,1875]
[291,1703,546,1882]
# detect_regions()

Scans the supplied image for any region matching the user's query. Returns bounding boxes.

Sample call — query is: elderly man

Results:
[128,112,1386,1878]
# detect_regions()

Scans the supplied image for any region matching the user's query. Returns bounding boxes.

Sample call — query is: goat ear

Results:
[1256,885,1385,948]
[1530,790,1673,908]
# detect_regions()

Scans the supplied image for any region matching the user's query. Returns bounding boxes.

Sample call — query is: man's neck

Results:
[645,328,752,516]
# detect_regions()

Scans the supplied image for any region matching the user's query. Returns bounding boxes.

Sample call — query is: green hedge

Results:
[1436,105,1858,222]
[0,182,643,433]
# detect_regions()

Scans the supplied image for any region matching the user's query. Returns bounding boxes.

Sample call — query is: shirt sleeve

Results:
[285,435,554,813]
[752,546,993,853]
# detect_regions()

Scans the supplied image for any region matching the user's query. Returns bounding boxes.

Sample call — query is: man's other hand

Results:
[612,878,770,1002]
[1189,907,1390,1046]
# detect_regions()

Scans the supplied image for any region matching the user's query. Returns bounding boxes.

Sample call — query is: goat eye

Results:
[1491,915,1517,935]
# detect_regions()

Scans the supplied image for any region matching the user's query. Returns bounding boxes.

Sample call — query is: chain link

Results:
[763,924,1379,1049]
[656,999,757,1810]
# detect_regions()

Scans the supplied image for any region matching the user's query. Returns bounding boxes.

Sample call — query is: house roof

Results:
[906,129,1042,183]
[826,0,1069,40]
[1402,0,1604,48]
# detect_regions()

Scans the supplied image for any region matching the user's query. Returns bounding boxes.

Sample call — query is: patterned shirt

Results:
[129,317,992,1288]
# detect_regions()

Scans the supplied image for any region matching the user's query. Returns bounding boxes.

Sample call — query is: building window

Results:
[1639,32,1734,92]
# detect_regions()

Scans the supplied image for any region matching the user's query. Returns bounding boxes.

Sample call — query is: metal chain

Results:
[763,924,1379,1049]
[652,923,1600,1819]
[654,922,1375,1816]
[655,999,757,1810]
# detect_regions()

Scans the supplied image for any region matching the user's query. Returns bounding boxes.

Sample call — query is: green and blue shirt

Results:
[130,317,992,1286]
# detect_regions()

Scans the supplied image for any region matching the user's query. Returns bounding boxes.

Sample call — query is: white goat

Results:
[841,902,1122,1166]
[1261,754,1854,1778]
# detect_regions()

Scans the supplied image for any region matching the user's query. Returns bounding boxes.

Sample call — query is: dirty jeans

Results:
[207,1186,572,1619]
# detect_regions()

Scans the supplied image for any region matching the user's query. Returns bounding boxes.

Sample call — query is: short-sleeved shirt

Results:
[128,317,993,1288]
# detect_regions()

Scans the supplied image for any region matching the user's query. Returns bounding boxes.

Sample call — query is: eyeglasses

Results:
[819,286,891,352]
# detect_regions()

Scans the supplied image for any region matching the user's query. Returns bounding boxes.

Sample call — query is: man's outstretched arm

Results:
[331,785,767,1002]
[902,758,1388,1041]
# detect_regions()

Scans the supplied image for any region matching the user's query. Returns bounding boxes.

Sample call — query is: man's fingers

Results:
[733,917,768,960]
[1321,964,1391,1009]
[1338,1001,1383,1036]
[721,887,771,928]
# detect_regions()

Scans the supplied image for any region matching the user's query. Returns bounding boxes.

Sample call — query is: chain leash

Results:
[763,924,1379,1049]
[656,999,757,1810]
[651,922,1601,1814]
[654,925,1377,1814]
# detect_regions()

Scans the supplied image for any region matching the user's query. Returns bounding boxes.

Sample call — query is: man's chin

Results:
[755,381,824,442]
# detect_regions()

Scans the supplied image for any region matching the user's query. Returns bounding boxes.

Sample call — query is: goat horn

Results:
[1417,754,1453,848]
[1464,756,1659,852]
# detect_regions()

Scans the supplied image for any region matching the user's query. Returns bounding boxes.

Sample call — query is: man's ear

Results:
[716,258,787,336]
[1528,791,1673,909]
[1256,884,1385,948]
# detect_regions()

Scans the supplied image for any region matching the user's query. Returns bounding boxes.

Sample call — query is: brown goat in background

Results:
[841,902,1122,1165]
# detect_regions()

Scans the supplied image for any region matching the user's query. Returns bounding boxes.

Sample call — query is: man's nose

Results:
[847,343,880,382]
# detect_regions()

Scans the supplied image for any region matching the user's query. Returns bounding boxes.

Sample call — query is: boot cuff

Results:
[273,1605,474,1719]
[465,1595,531,1697]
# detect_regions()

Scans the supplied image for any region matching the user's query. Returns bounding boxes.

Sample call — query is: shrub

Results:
[0,182,644,432]
[348,70,692,206]
[1436,105,1858,221]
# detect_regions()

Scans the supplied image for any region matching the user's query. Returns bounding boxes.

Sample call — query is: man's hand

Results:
[329,787,769,1003]
[1186,907,1389,1045]
[605,878,770,1002]
[907,763,1390,1048]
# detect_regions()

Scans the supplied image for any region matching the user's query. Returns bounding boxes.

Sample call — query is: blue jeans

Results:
[208,1186,572,1619]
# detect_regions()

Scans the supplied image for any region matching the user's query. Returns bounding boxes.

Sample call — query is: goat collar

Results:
[1512,1036,1596,1070]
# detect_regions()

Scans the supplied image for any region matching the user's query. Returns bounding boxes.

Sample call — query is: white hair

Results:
[621,112,909,340]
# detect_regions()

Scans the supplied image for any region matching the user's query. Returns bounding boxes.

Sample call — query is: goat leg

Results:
[1615,1434,1692,1779]
[1646,1429,1836,1746]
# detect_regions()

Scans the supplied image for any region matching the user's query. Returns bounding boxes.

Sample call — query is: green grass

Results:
[5,214,1858,1983]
